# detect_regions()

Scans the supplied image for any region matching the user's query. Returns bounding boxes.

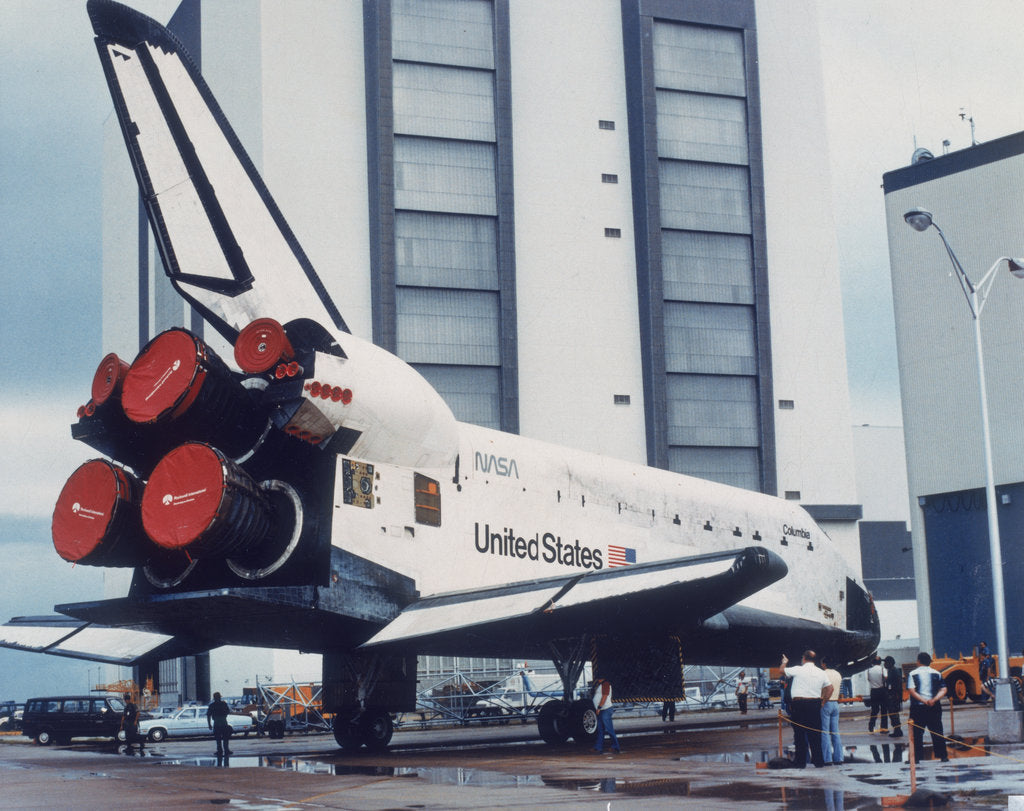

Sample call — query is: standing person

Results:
[883,656,904,737]
[122,693,142,752]
[660,699,675,722]
[780,650,833,768]
[978,641,991,683]
[757,670,771,709]
[820,658,843,765]
[906,652,948,763]
[591,678,620,754]
[735,671,749,714]
[780,672,792,717]
[866,655,887,733]
[980,653,1024,704]
[207,692,233,756]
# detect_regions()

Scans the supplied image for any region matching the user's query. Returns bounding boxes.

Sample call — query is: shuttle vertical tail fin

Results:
[87,0,346,343]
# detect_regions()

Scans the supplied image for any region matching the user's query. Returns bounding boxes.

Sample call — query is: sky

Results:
[2,0,1024,701]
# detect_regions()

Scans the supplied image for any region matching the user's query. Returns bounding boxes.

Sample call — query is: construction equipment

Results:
[93,678,159,711]
[910,649,1024,705]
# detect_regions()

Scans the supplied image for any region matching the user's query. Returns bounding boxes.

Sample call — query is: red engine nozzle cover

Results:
[52,459,140,565]
[121,329,208,424]
[141,442,271,557]
[234,318,295,374]
[90,353,130,406]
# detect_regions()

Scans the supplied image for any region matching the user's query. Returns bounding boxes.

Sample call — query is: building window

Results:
[778,399,794,410]
[784,491,801,501]
[614,394,631,405]
[598,119,615,130]
[605,228,622,238]
[601,173,619,184]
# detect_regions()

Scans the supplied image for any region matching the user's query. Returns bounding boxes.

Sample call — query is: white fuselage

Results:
[331,419,853,633]
[288,335,858,635]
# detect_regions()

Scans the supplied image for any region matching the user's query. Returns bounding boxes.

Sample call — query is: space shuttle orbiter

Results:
[1,0,878,749]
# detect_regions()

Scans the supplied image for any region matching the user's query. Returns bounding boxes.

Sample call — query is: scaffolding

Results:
[250,679,331,736]
[394,664,751,728]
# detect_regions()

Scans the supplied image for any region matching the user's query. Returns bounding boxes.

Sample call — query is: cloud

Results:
[0,398,96,519]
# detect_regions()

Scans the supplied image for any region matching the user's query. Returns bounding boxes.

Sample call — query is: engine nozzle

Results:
[52,459,148,567]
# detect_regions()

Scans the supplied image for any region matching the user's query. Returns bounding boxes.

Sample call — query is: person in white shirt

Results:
[735,671,749,715]
[781,650,833,768]
[866,655,887,733]
[591,678,620,754]
[907,652,948,762]
[820,658,843,765]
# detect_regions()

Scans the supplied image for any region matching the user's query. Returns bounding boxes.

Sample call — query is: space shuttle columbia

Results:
[2,0,878,749]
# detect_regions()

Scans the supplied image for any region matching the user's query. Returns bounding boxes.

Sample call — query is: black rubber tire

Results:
[946,673,970,705]
[148,727,166,743]
[35,728,54,746]
[267,719,285,739]
[537,700,570,745]
[359,709,394,751]
[332,714,361,750]
[569,699,599,744]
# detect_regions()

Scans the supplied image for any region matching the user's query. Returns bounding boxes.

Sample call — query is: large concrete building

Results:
[883,132,1024,659]
[100,0,863,697]
[853,424,915,645]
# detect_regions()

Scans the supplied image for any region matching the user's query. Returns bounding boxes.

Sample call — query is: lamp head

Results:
[904,208,934,232]
[1008,258,1024,279]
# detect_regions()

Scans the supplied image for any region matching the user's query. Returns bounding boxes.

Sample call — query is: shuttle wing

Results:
[363,546,787,659]
[0,615,200,666]
[88,0,346,343]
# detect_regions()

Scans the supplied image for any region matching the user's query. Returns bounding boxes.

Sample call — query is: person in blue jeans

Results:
[592,678,620,754]
[820,658,843,764]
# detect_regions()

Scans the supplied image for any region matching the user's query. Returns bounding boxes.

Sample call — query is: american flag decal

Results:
[608,545,636,567]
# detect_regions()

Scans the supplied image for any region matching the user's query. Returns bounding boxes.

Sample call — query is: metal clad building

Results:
[883,132,1024,657]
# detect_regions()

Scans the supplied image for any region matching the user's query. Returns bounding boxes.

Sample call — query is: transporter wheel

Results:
[537,700,570,745]
[946,673,970,705]
[267,719,286,739]
[359,710,394,751]
[35,728,54,746]
[148,727,167,743]
[569,699,599,744]
[332,714,361,750]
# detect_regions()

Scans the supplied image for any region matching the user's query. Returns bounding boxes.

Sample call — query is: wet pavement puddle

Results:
[108,733,1014,806]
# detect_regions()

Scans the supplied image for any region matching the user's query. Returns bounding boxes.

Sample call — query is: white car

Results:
[138,706,255,743]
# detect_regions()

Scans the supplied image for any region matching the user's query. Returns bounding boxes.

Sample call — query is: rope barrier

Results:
[773,702,1024,768]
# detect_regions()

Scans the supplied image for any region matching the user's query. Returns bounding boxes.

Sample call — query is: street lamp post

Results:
[904,207,1024,712]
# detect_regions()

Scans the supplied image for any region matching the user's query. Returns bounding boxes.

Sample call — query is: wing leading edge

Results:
[362,546,788,659]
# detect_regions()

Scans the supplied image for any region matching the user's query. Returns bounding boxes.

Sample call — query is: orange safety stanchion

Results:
[908,718,917,792]
[777,709,784,758]
[882,717,916,807]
